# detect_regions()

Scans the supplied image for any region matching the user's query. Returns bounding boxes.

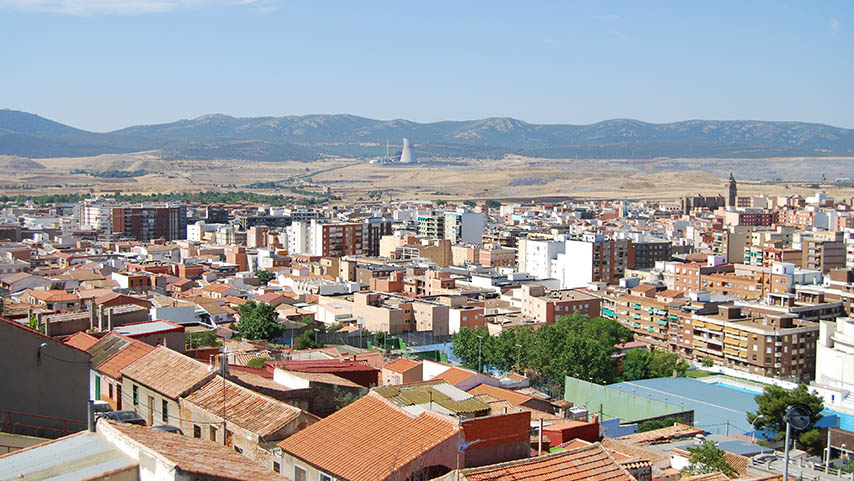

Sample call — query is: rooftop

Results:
[112,320,184,337]
[120,345,214,399]
[374,380,489,416]
[278,393,459,481]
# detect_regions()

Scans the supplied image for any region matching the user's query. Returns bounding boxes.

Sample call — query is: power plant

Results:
[399,138,416,163]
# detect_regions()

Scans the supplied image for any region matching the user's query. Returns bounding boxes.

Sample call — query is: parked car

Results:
[92,401,113,414]
[151,424,183,435]
[97,410,146,425]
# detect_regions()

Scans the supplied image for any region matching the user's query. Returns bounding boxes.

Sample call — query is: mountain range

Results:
[2,109,854,162]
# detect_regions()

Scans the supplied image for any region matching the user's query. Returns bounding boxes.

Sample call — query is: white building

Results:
[443,208,485,245]
[517,238,564,280]
[816,317,854,396]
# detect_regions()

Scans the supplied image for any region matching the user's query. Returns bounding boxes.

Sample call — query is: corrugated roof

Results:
[88,334,132,367]
[0,431,137,481]
[278,393,459,481]
[120,345,215,399]
[374,381,489,415]
[458,442,637,481]
[104,421,287,481]
[184,376,307,438]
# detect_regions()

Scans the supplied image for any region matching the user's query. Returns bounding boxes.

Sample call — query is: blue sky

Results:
[1,1,851,132]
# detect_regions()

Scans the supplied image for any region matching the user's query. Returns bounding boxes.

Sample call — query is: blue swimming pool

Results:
[709,380,854,431]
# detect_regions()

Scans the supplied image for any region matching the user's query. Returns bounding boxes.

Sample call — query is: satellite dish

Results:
[785,405,811,431]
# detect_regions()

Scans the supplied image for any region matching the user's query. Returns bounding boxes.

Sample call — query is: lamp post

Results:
[750,414,766,443]
[476,335,483,373]
[783,405,812,481]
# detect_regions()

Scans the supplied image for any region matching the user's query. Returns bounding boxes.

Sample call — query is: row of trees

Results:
[452,312,686,395]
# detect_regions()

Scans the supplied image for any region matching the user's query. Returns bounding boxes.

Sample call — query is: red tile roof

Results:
[467,383,534,407]
[457,442,637,481]
[97,339,155,379]
[120,345,215,399]
[433,366,476,386]
[184,376,312,438]
[278,359,377,373]
[102,421,288,481]
[278,393,459,481]
[383,357,421,374]
[64,331,100,351]
[615,423,704,445]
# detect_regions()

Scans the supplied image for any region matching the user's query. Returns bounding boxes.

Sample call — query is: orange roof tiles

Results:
[64,331,100,351]
[615,423,704,445]
[97,339,155,379]
[184,376,309,438]
[467,383,534,407]
[103,421,288,481]
[678,473,731,481]
[120,345,214,399]
[278,393,459,481]
[383,357,421,374]
[458,442,637,481]
[433,366,476,386]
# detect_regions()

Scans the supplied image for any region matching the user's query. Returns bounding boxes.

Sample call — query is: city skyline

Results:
[1,1,852,132]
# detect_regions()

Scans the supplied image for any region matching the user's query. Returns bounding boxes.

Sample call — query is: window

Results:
[294,466,306,481]
[162,400,169,422]
[108,383,114,399]
[193,424,201,438]
[132,385,139,405]
[210,426,217,441]
[273,462,281,473]
[320,473,333,481]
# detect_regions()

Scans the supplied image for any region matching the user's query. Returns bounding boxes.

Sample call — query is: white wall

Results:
[553,240,593,288]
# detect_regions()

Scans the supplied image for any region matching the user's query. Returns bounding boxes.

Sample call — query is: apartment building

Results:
[288,219,365,257]
[552,234,631,287]
[111,204,188,242]
[629,239,672,269]
[800,231,846,273]
[443,208,485,245]
[518,284,601,324]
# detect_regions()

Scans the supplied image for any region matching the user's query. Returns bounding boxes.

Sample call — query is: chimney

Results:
[87,400,95,432]
[592,413,600,424]
[106,308,113,332]
[98,304,105,331]
[89,304,96,331]
[538,418,544,455]
[42,314,50,337]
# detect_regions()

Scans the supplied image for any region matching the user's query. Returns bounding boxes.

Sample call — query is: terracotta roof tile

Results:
[64,331,100,351]
[120,345,215,399]
[433,366,476,386]
[600,437,669,464]
[103,421,288,481]
[467,383,534,407]
[383,357,421,374]
[278,393,459,481]
[615,423,704,445]
[97,339,154,379]
[184,376,311,438]
[679,473,731,481]
[458,442,637,481]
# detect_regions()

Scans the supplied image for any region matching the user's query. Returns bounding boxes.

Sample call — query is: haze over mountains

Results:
[2,109,854,162]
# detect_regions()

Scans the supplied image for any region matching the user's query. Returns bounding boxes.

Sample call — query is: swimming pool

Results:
[708,379,854,431]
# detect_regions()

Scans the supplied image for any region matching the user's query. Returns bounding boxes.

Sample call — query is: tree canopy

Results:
[621,348,688,381]
[683,440,738,478]
[236,300,283,340]
[255,270,275,286]
[747,384,824,454]
[452,312,633,394]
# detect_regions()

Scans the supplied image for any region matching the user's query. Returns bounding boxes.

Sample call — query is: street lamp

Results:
[783,405,812,481]
[476,335,484,373]
[750,414,766,443]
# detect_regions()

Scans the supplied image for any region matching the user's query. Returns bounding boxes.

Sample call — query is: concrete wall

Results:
[121,377,181,427]
[0,320,90,437]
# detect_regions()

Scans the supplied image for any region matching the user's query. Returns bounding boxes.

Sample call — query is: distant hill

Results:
[2,109,853,161]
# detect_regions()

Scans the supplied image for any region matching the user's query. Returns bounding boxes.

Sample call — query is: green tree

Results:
[255,270,275,286]
[621,348,688,381]
[246,357,273,369]
[186,331,222,349]
[295,330,323,350]
[435,199,447,206]
[638,416,682,433]
[747,384,824,454]
[701,356,714,368]
[332,386,369,411]
[622,349,654,381]
[463,200,476,207]
[373,331,387,349]
[683,440,738,478]
[485,199,501,208]
[236,301,283,340]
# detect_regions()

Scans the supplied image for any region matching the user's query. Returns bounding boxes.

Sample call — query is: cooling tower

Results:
[399,138,416,163]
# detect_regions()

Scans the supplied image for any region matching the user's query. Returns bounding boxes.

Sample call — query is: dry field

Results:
[2,153,854,203]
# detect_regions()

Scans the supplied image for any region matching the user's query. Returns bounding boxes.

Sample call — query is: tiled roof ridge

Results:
[462,442,602,473]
